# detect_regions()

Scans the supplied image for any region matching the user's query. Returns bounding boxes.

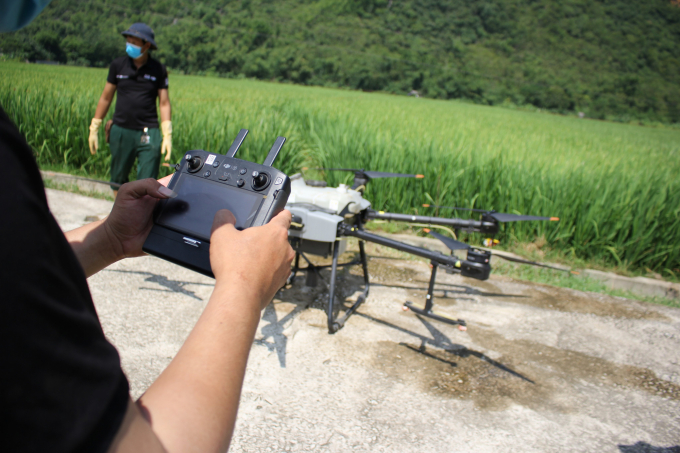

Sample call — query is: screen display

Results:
[156,175,263,240]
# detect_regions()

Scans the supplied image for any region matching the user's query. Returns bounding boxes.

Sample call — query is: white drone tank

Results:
[286,175,371,216]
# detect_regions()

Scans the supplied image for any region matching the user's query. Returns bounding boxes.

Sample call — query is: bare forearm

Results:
[160,101,171,123]
[137,282,263,452]
[65,219,122,278]
[95,96,113,120]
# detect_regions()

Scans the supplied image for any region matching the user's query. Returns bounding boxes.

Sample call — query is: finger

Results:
[211,209,237,235]
[268,209,292,229]
[158,175,172,187]
[119,178,177,200]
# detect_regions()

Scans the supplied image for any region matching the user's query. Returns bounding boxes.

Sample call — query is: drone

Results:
[285,169,563,334]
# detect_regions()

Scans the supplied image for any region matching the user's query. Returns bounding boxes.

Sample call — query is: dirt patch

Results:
[371,339,552,412]
[505,280,669,321]
[365,323,680,414]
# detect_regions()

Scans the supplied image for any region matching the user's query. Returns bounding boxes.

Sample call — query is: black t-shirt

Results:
[107,55,169,130]
[0,106,129,453]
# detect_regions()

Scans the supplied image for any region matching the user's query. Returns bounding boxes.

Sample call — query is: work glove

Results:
[161,120,172,161]
[89,118,102,155]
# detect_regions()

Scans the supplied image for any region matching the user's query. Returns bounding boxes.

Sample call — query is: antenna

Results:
[263,136,286,167]
[226,129,249,158]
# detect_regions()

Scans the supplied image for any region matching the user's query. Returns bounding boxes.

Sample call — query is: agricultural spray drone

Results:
[285,169,561,334]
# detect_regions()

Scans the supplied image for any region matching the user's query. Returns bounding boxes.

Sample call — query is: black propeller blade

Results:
[321,168,424,180]
[422,205,559,223]
[423,229,470,250]
[424,229,577,274]
[486,212,559,223]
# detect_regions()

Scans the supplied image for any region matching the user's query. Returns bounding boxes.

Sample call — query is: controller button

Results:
[239,168,247,175]
[203,170,211,177]
[237,178,245,187]
[212,161,220,168]
[218,172,230,181]
[275,177,283,185]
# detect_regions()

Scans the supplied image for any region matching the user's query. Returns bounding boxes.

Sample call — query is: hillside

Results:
[1,0,680,123]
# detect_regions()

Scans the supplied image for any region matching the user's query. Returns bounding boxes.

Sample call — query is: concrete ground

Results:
[47,188,680,453]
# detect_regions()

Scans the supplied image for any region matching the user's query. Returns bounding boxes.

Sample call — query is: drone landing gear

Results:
[327,239,370,333]
[403,261,467,331]
[290,241,370,334]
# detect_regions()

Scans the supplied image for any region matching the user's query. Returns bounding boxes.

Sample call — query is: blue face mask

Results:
[126,43,146,59]
[0,0,53,32]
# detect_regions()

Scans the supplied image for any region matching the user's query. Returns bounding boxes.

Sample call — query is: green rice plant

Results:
[1,62,678,273]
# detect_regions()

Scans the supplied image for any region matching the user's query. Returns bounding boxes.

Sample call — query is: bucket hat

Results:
[121,23,157,50]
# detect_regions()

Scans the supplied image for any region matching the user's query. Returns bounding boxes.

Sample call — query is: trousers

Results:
[109,124,161,190]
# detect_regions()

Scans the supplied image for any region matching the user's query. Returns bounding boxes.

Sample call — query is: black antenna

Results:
[263,136,286,167]
[226,129,249,158]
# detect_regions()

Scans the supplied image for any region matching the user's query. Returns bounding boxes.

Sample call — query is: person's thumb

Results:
[211,209,237,236]
[268,209,292,230]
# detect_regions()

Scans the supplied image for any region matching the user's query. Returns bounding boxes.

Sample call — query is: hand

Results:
[161,120,172,162]
[209,210,294,310]
[89,118,102,155]
[162,136,172,161]
[103,178,176,260]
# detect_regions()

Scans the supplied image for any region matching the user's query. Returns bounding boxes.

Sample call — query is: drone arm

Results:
[366,210,498,234]
[337,224,490,280]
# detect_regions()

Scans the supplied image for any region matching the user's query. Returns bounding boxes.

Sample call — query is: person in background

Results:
[88,22,172,198]
[1,2,295,452]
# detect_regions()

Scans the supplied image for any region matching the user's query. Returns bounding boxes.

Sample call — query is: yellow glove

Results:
[88,118,102,155]
[161,120,172,161]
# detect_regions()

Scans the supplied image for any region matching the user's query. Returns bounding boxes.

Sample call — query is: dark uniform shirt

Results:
[107,55,169,130]
[0,106,129,452]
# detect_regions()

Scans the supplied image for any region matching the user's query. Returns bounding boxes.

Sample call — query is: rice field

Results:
[1,62,679,274]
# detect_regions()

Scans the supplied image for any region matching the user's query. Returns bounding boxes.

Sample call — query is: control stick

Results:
[186,154,202,172]
[252,171,270,190]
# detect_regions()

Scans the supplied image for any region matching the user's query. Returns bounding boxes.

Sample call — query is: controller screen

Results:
[156,175,263,240]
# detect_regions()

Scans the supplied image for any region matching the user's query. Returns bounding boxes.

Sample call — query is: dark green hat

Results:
[121,23,157,50]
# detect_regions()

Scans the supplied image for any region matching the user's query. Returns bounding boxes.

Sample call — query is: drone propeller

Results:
[423,229,576,273]
[422,205,559,222]
[318,168,425,180]
[422,229,470,250]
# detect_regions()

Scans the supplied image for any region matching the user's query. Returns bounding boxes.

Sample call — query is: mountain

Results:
[2,0,679,123]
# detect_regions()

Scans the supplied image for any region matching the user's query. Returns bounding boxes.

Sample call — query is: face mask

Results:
[126,43,145,59]
[0,0,53,32]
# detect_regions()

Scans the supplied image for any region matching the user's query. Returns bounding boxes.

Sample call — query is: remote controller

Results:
[143,129,291,277]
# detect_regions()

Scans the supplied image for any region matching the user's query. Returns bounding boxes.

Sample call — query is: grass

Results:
[492,262,680,309]
[2,61,679,274]
[42,178,114,201]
